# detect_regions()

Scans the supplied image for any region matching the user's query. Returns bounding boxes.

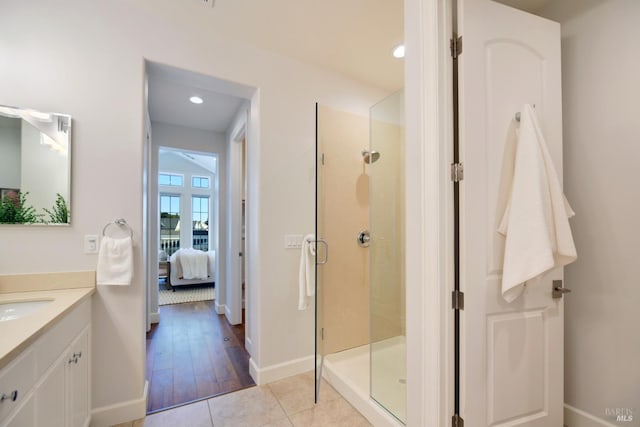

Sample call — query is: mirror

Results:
[0,105,71,224]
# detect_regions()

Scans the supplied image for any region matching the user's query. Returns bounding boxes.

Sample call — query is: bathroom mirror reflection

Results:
[0,105,71,225]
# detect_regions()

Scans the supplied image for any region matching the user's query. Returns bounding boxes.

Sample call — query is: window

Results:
[192,176,210,188]
[159,173,183,187]
[192,196,209,251]
[160,195,181,255]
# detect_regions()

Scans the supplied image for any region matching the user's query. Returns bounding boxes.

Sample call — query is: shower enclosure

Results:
[315,91,405,426]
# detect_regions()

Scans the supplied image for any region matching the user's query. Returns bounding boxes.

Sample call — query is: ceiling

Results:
[492,0,555,13]
[148,0,574,133]
[206,0,405,92]
[148,0,404,133]
[148,69,246,133]
[147,63,245,133]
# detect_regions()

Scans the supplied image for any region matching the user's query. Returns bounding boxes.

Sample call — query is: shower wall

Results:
[370,111,405,342]
[318,105,370,355]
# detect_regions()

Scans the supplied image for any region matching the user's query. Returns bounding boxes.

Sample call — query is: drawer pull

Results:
[0,390,18,402]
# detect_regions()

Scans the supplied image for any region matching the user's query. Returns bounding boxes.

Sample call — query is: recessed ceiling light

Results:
[190,96,204,104]
[392,44,405,59]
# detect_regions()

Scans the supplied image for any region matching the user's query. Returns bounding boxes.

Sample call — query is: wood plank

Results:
[145,300,254,413]
[147,369,173,412]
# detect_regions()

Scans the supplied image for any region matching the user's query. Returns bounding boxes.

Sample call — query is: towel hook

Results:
[515,104,536,122]
[102,218,133,238]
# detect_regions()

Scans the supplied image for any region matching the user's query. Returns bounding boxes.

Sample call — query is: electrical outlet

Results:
[84,235,99,254]
[201,0,215,8]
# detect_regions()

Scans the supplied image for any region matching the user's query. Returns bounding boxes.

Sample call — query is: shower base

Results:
[323,336,406,427]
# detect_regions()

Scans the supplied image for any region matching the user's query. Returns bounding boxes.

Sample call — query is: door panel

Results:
[459,1,564,425]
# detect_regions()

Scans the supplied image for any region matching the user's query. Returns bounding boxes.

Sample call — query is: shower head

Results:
[362,150,380,164]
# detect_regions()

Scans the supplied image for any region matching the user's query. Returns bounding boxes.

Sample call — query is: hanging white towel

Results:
[97,236,133,285]
[497,104,577,302]
[298,234,316,310]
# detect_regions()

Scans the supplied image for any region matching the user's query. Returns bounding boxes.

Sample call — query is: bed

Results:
[166,249,216,291]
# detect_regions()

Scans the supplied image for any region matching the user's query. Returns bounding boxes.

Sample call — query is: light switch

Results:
[84,235,99,254]
[284,234,303,249]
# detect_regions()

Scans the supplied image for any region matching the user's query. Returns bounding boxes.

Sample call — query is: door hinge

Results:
[451,162,464,182]
[321,328,325,340]
[450,36,463,59]
[452,290,464,310]
[452,414,464,427]
[321,153,325,166]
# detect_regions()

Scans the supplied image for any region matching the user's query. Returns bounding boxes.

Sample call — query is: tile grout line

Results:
[267,382,296,426]
[205,396,215,427]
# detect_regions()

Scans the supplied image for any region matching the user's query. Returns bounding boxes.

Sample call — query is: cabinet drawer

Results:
[0,348,37,424]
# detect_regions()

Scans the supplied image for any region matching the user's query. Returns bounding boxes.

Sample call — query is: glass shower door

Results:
[314,103,325,403]
[370,90,406,423]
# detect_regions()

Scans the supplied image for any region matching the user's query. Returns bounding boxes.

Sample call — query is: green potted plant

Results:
[43,193,69,224]
[0,191,39,224]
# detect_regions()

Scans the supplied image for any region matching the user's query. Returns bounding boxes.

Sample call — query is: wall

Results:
[539,1,640,424]
[0,1,386,424]
[318,105,371,355]
[370,91,405,342]
[0,117,20,189]
[149,122,226,323]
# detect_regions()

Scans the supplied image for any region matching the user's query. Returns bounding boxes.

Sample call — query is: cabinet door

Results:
[36,357,66,427]
[67,327,90,427]
[1,392,36,427]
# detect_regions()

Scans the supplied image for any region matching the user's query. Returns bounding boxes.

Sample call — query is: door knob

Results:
[552,280,571,299]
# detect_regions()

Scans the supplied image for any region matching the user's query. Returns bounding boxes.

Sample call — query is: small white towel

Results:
[178,248,209,280]
[97,236,133,285]
[298,234,316,310]
[497,104,577,302]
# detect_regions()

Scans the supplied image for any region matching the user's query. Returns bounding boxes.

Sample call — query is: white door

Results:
[227,124,246,326]
[459,1,565,425]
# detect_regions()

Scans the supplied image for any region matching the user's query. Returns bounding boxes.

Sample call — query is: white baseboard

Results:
[215,301,225,315]
[565,404,620,427]
[90,381,148,427]
[149,311,159,324]
[249,355,314,385]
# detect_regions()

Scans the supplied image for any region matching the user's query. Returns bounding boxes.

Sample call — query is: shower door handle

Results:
[357,230,371,248]
[315,239,328,265]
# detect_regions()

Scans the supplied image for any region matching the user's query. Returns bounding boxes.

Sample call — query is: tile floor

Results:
[114,371,371,427]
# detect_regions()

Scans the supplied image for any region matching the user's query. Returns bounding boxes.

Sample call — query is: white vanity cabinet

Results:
[0,298,91,427]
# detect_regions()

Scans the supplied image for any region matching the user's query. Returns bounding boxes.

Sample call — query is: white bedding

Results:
[169,249,216,286]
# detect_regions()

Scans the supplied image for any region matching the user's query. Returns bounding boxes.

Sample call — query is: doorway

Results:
[144,60,257,413]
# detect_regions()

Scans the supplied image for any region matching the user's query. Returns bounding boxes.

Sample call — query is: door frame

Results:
[404,0,453,425]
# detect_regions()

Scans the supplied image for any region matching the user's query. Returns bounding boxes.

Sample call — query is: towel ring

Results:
[102,218,133,238]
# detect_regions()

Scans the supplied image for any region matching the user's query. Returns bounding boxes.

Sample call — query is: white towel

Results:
[298,234,316,310]
[497,104,577,302]
[178,248,209,280]
[97,236,133,285]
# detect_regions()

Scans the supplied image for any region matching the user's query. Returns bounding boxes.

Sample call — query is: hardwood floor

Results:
[146,300,254,413]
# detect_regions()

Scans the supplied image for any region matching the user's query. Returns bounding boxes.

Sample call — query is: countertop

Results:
[0,287,95,369]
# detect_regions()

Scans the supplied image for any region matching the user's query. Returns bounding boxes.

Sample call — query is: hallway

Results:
[146,301,254,412]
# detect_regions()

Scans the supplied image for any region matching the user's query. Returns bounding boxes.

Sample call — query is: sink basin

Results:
[0,299,53,322]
